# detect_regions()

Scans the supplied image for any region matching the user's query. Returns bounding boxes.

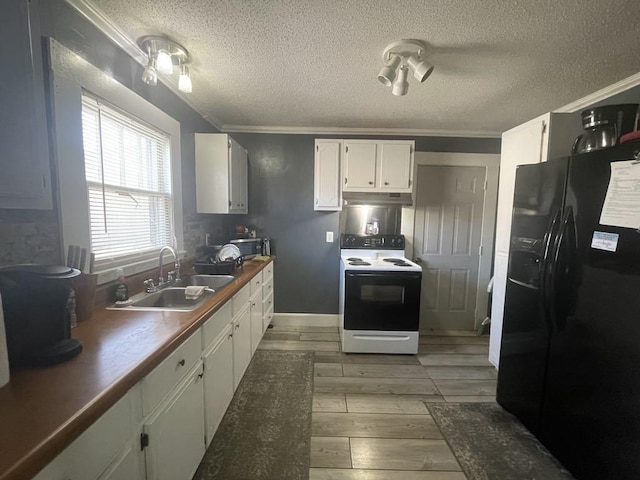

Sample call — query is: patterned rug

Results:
[427,403,574,480]
[194,350,314,480]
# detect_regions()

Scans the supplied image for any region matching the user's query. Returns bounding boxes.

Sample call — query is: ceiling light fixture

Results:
[378,39,434,96]
[137,36,192,93]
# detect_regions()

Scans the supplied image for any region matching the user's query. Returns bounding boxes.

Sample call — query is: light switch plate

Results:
[326,231,334,243]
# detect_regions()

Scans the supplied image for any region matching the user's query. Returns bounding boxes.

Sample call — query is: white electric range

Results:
[339,234,422,354]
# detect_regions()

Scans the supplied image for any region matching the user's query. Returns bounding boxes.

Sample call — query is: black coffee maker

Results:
[573,104,639,154]
[0,265,82,366]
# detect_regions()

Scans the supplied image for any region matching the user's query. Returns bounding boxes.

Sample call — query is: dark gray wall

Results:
[0,0,501,314]
[231,133,501,314]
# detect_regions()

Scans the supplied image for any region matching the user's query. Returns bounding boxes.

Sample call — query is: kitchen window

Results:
[81,95,174,269]
[51,39,183,283]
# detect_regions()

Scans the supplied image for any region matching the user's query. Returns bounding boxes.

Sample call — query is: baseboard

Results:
[271,313,339,327]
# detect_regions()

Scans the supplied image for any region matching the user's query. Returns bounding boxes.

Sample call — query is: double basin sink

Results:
[109,275,236,312]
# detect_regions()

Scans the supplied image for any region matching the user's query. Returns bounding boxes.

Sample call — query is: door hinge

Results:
[228,140,232,148]
[541,120,547,134]
[316,145,319,152]
[483,180,488,190]
[345,146,349,153]
[140,433,149,451]
[479,245,483,256]
[409,179,412,186]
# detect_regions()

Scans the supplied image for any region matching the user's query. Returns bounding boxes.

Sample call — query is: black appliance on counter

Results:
[497,141,640,479]
[0,265,82,366]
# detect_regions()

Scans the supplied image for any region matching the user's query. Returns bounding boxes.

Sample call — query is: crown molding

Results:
[63,0,223,130]
[221,124,501,138]
[555,72,640,113]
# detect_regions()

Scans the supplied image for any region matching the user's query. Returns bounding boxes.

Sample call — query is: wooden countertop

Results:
[0,258,274,480]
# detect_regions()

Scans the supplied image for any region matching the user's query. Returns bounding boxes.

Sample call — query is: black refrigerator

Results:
[497,142,640,480]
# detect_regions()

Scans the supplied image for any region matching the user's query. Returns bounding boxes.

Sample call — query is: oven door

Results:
[344,271,421,331]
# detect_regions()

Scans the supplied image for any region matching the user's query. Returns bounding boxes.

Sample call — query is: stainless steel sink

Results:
[108,287,215,312]
[173,275,235,290]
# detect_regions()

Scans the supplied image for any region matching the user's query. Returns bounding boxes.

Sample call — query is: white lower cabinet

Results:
[33,385,144,480]
[202,325,234,447]
[250,289,263,354]
[142,362,205,480]
[232,302,252,390]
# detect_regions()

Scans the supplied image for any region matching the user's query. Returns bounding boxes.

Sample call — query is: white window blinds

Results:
[81,94,174,267]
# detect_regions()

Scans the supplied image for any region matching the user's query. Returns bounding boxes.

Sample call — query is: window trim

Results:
[50,39,183,284]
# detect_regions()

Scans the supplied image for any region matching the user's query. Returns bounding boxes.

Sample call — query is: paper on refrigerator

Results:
[599,160,640,229]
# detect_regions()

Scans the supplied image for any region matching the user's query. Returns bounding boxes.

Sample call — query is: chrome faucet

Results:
[145,246,181,292]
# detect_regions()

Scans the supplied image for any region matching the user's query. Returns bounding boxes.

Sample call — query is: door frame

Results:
[401,152,500,331]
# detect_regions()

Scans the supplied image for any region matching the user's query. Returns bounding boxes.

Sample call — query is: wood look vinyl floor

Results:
[257,325,495,479]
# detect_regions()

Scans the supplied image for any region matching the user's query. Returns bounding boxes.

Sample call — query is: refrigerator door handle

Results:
[547,206,575,331]
[541,208,562,325]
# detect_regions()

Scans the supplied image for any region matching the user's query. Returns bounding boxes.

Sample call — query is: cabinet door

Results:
[488,252,508,368]
[314,140,342,210]
[250,291,264,354]
[143,364,205,480]
[232,304,252,390]
[378,142,413,191]
[203,326,234,447]
[229,138,248,214]
[0,0,52,209]
[495,116,548,254]
[343,141,377,190]
[98,440,144,480]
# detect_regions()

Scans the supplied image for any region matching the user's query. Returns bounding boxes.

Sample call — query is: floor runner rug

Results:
[427,402,574,480]
[194,350,314,480]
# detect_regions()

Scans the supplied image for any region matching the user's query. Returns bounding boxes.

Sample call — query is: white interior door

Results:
[414,165,486,332]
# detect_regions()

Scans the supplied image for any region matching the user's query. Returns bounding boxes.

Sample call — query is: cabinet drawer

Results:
[202,302,232,351]
[263,303,274,333]
[142,329,202,416]
[262,291,273,314]
[262,276,273,299]
[250,271,263,297]
[232,284,251,316]
[263,263,273,280]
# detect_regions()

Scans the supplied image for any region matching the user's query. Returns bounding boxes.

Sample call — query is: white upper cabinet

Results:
[195,133,248,214]
[343,140,414,193]
[0,0,52,209]
[314,139,342,210]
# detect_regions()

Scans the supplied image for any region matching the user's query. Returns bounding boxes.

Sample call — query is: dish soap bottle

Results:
[113,268,129,302]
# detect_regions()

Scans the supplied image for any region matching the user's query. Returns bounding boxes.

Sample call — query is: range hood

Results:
[342,192,413,206]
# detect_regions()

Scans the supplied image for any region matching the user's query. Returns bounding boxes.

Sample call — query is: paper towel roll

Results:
[0,291,9,388]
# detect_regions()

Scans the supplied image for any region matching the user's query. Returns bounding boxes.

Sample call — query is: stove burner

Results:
[349,260,371,266]
[393,262,411,266]
[347,257,363,262]
[382,258,405,263]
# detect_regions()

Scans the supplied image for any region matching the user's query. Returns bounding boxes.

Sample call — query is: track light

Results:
[178,65,192,93]
[392,65,409,96]
[377,54,402,86]
[378,39,434,96]
[407,55,434,83]
[137,36,193,93]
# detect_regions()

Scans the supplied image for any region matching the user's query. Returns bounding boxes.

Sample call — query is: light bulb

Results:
[407,55,434,83]
[156,49,173,74]
[377,54,402,86]
[178,65,192,93]
[141,57,157,86]
[392,65,409,96]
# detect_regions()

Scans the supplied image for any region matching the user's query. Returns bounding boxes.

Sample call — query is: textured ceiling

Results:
[89,0,640,136]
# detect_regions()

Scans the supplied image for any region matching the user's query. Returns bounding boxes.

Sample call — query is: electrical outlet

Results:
[326,231,334,243]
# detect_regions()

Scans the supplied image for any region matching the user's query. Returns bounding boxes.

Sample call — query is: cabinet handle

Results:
[229,333,233,338]
[384,181,389,185]
[368,181,374,185]
[344,178,347,184]
[197,372,204,380]
[177,359,186,367]
[236,324,240,329]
